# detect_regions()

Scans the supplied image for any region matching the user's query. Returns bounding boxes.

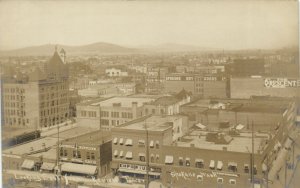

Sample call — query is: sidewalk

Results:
[40,120,76,137]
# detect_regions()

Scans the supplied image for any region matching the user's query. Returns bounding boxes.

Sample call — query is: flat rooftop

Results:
[183,97,292,114]
[115,115,184,132]
[3,127,95,156]
[62,130,111,145]
[173,130,269,154]
[90,96,155,107]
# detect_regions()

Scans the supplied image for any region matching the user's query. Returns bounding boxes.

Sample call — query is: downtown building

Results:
[76,96,157,130]
[164,73,229,98]
[1,48,69,129]
[110,97,297,188]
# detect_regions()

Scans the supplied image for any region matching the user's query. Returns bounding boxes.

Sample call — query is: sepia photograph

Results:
[0,0,299,188]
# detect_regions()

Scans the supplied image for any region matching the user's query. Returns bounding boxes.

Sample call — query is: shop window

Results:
[64,150,68,157]
[91,153,95,160]
[73,151,76,157]
[78,151,81,158]
[86,152,90,160]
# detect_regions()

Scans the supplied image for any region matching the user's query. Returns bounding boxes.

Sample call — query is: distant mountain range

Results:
[0,42,223,56]
[0,42,138,56]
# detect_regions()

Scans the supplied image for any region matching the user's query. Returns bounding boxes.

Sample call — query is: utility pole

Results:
[56,124,61,188]
[251,121,255,188]
[145,120,149,188]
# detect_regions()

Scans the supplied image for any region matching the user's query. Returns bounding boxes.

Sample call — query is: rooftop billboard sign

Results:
[264,78,300,88]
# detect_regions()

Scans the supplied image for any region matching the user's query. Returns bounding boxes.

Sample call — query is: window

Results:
[125,139,133,146]
[77,151,81,158]
[91,153,95,160]
[64,150,68,157]
[244,164,249,173]
[253,165,257,175]
[60,148,63,156]
[86,152,90,160]
[197,175,203,182]
[150,155,155,163]
[113,137,118,144]
[81,111,86,117]
[229,179,236,185]
[155,141,159,149]
[195,159,204,168]
[217,178,223,184]
[139,153,145,162]
[156,155,159,162]
[149,140,154,148]
[179,157,184,166]
[119,138,124,145]
[228,162,238,172]
[100,119,109,126]
[138,140,145,147]
[114,150,118,157]
[186,158,191,166]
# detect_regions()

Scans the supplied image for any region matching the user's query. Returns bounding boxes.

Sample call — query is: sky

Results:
[0,0,298,50]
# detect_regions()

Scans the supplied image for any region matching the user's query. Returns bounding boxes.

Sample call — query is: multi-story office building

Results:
[1,48,69,129]
[76,96,156,130]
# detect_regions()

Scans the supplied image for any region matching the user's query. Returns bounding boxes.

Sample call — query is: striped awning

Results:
[41,162,55,171]
[60,163,97,175]
[21,159,35,169]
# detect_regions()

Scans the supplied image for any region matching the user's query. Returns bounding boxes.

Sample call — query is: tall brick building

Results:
[1,48,69,129]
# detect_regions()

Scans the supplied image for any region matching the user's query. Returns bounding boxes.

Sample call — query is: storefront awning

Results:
[125,152,133,159]
[195,159,204,163]
[125,139,133,146]
[61,163,97,175]
[113,138,118,144]
[178,157,183,160]
[41,162,55,171]
[209,160,215,169]
[21,159,35,169]
[186,158,190,161]
[114,150,118,157]
[228,162,237,167]
[139,153,145,157]
[217,161,223,170]
[165,155,174,164]
[235,124,244,130]
[118,168,161,176]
